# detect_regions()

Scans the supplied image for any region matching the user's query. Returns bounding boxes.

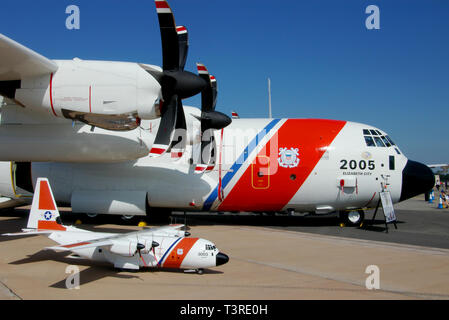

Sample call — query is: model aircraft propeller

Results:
[136,234,159,260]
[194,64,232,173]
[148,1,207,157]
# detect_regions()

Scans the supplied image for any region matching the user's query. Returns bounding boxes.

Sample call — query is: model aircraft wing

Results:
[2,229,55,236]
[0,33,58,81]
[142,224,189,237]
[45,239,115,252]
[45,224,188,252]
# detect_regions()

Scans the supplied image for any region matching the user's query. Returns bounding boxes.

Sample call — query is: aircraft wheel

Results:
[340,210,364,227]
[121,215,135,221]
[196,268,204,275]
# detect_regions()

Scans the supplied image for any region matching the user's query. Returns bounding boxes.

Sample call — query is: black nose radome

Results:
[216,252,229,266]
[400,160,435,202]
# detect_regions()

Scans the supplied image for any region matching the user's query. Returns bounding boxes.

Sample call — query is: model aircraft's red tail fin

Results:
[27,178,66,231]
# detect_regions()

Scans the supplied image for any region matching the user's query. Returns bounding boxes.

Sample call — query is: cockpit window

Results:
[381,136,391,147]
[363,129,395,148]
[385,135,395,146]
[374,136,385,147]
[364,136,375,147]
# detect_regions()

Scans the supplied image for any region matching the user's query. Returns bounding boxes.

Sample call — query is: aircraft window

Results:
[369,129,378,135]
[363,129,370,135]
[389,155,395,170]
[381,136,391,147]
[395,148,401,155]
[364,136,375,147]
[374,136,385,147]
[375,130,382,135]
[386,135,396,146]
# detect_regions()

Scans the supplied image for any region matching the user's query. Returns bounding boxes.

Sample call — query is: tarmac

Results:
[0,193,449,300]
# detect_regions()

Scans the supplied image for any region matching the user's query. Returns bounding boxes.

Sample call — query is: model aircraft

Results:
[3,178,229,272]
[0,1,435,226]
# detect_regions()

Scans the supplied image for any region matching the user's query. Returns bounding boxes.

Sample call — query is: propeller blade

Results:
[169,97,187,159]
[195,130,214,174]
[151,2,209,158]
[196,63,215,113]
[193,64,231,173]
[149,94,178,157]
[176,26,188,71]
[155,0,180,71]
[205,136,216,172]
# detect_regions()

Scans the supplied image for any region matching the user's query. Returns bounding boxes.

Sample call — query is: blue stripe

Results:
[157,237,182,267]
[203,119,281,211]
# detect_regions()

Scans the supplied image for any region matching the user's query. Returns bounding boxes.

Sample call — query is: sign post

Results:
[379,191,398,232]
[370,187,398,233]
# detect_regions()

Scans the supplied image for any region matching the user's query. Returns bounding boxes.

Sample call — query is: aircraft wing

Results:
[427,164,449,168]
[142,224,188,236]
[46,239,115,252]
[0,33,58,81]
[45,224,187,251]
[143,224,184,233]
[3,229,55,236]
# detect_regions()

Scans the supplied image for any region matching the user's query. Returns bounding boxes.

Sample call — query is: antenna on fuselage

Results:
[268,77,272,119]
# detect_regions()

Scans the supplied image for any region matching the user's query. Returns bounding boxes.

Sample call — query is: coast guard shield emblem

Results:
[278,148,300,168]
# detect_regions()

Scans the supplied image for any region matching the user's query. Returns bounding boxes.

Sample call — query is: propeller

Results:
[136,234,159,267]
[194,64,232,173]
[149,1,206,157]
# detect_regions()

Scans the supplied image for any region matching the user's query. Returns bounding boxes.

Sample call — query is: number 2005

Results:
[340,159,375,170]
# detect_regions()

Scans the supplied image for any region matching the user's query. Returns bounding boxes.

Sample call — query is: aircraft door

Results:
[251,155,270,189]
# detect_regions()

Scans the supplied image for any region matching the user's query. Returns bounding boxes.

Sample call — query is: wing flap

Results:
[0,33,58,80]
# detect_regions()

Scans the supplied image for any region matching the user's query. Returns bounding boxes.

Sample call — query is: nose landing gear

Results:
[339,210,365,227]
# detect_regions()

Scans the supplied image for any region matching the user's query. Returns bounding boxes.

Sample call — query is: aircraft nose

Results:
[216,252,229,266]
[400,160,435,202]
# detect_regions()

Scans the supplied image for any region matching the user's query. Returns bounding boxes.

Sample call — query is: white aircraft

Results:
[3,178,229,272]
[0,1,435,226]
[427,164,449,172]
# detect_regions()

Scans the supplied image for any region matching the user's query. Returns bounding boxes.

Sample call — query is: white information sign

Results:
[380,191,396,223]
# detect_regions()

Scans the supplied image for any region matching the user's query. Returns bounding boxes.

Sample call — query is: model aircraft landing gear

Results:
[339,210,365,227]
[184,268,204,275]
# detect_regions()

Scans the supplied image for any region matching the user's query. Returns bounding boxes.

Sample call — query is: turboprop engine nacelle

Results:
[13,60,162,130]
[109,241,139,257]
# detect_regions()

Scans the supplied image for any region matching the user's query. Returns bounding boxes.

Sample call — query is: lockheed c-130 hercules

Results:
[0,0,434,226]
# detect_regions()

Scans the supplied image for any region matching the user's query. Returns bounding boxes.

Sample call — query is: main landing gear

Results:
[184,268,204,275]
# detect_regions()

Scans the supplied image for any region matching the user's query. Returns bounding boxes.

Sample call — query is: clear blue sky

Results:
[1,0,448,164]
